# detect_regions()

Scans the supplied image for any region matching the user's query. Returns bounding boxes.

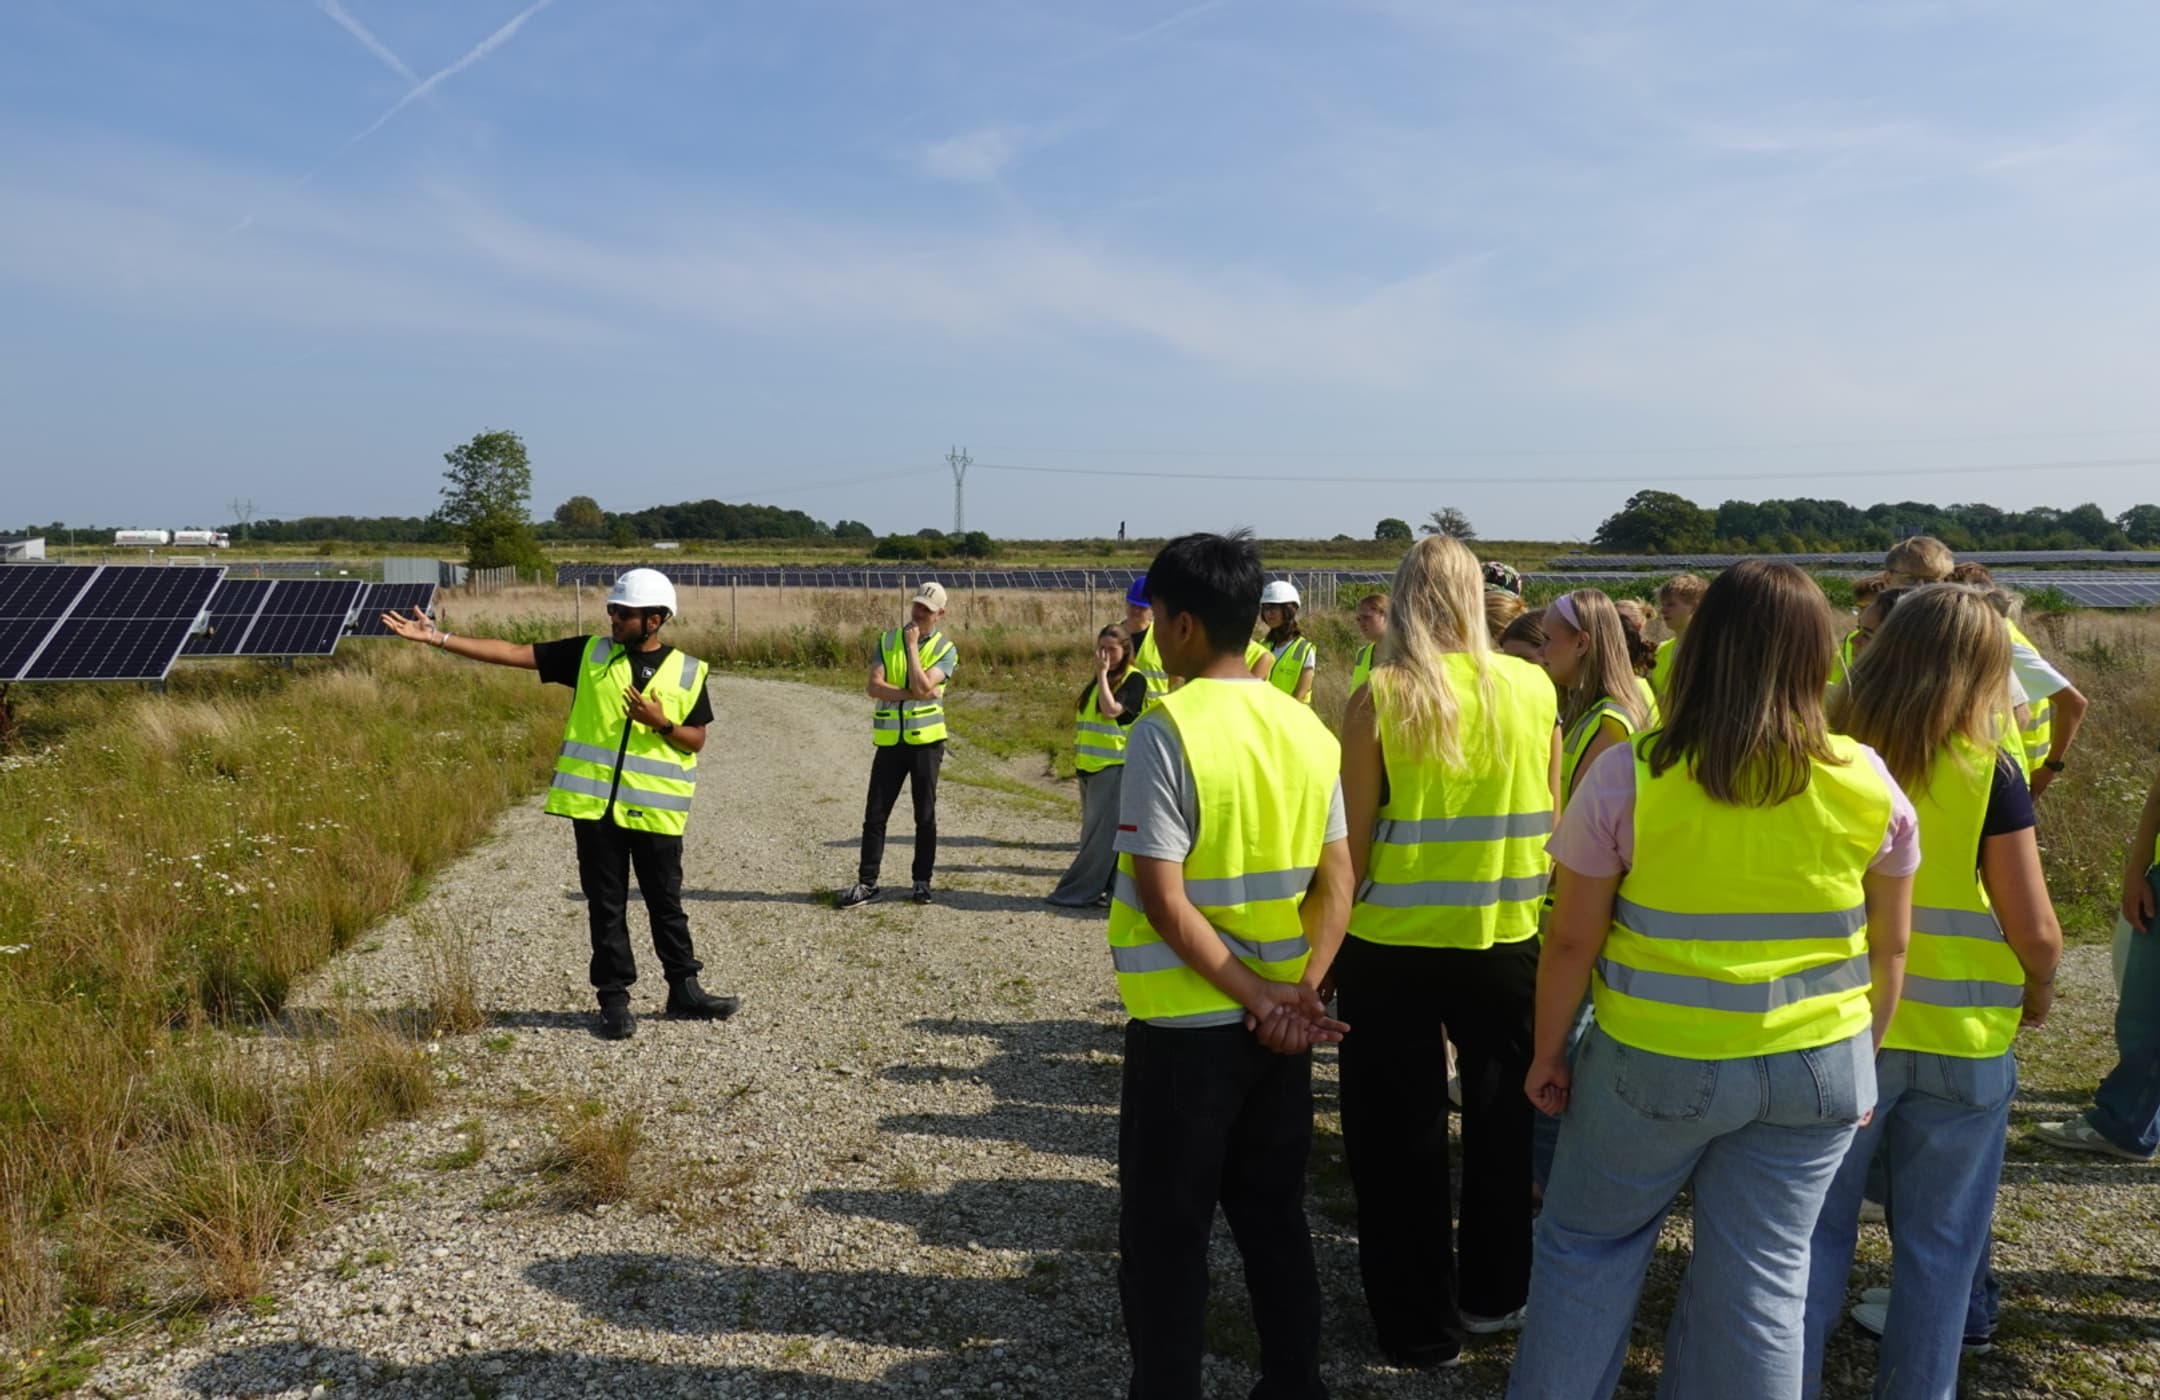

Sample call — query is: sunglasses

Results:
[605,605,650,620]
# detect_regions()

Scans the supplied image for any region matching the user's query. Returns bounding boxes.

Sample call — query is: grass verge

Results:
[0,640,562,1376]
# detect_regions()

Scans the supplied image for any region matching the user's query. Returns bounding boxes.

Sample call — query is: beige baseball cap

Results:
[912,581,949,610]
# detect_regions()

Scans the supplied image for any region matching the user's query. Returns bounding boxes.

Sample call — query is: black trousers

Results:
[1334,935,1539,1352]
[571,816,701,999]
[1118,1020,1326,1400]
[858,740,944,885]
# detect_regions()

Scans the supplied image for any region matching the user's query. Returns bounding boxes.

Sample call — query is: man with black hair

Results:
[1108,530,1353,1398]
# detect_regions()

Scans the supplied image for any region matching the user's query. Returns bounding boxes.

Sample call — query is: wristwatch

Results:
[657,720,676,736]
[2042,757,2065,773]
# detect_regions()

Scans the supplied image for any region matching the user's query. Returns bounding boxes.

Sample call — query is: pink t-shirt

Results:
[1548,742,1920,879]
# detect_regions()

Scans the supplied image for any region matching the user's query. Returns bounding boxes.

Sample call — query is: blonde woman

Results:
[1539,590,1653,804]
[1297,536,1560,1366]
[1805,585,2060,1395]
[1510,561,1917,1399]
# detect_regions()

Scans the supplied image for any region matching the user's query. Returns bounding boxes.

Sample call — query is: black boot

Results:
[666,976,740,1021]
[598,996,635,1041]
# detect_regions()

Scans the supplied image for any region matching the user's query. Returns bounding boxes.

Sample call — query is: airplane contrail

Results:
[339,0,555,152]
[315,0,421,85]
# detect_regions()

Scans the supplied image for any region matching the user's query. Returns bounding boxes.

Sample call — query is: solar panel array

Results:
[1549,549,2160,570]
[183,578,366,658]
[0,565,224,681]
[343,582,438,637]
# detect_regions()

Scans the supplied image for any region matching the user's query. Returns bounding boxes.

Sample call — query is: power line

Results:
[970,453,2160,488]
[974,425,2160,461]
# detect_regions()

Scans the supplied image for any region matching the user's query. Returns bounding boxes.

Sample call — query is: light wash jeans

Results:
[1802,1048,2016,1399]
[2090,866,2160,1156]
[1508,1025,1874,1400]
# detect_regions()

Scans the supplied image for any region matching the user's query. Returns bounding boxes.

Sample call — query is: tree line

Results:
[1594,491,2160,554]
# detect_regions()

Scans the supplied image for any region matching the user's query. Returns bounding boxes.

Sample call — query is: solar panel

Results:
[0,566,98,679]
[183,578,365,658]
[346,583,438,636]
[8,566,224,682]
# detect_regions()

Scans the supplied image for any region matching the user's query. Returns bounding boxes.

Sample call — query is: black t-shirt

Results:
[1980,749,2035,847]
[1076,669,1150,728]
[533,636,715,727]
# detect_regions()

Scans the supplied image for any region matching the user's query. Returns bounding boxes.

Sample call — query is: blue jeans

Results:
[1508,1025,1874,1400]
[2089,866,2160,1157]
[1801,1048,2016,1399]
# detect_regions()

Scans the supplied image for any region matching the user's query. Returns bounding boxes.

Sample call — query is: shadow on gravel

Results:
[878,1017,1121,1160]
[807,1177,1118,1251]
[180,1336,1109,1398]
[822,834,1076,853]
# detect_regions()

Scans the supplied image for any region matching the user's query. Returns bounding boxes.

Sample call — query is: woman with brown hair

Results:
[1509,561,1918,1400]
[1045,624,1149,908]
[1804,585,2060,1395]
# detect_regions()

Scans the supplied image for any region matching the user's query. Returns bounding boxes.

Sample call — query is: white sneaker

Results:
[1850,1298,1994,1355]
[2033,1115,2154,1161]
[1462,1305,1526,1335]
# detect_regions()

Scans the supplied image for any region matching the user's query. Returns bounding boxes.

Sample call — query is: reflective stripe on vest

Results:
[872,629,954,746]
[1106,681,1341,1024]
[1133,628,1172,714]
[1882,739,2026,1057]
[1591,731,1890,1059]
[1268,636,1315,702]
[1074,676,1132,773]
[543,637,706,835]
[1348,653,1557,949]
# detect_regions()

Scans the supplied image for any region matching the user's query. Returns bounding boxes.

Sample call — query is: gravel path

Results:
[80,675,2158,1398]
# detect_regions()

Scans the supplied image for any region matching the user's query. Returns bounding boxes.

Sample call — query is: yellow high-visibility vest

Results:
[872,628,955,746]
[544,637,707,836]
[1074,673,1133,774]
[1649,637,1676,704]
[1348,653,1555,949]
[1106,680,1341,1025]
[1560,695,1644,802]
[1883,738,2026,1057]
[2006,620,2054,778]
[1133,627,1172,714]
[1349,642,1375,696]
[1269,637,1316,703]
[1592,732,1891,1059]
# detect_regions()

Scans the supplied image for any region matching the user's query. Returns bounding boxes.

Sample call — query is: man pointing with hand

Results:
[381,567,738,1041]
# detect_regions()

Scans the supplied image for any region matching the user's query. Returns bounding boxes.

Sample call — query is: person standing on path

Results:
[1329,536,1560,1367]
[840,582,957,909]
[1509,560,1916,1400]
[380,568,737,1042]
[1110,530,1353,1400]
[1260,580,1317,705]
[1805,585,2061,1394]
[2032,742,2160,1162]
[1046,623,1148,909]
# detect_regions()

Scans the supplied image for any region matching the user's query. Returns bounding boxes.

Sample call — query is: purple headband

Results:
[1550,593,1582,632]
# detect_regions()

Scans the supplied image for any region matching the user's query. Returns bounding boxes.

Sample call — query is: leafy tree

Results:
[872,534,934,561]
[439,429,545,570]
[833,519,875,540]
[1593,490,1716,554]
[609,519,638,549]
[1422,508,1476,540]
[1374,517,1413,542]
[915,527,948,543]
[553,495,606,534]
[2118,504,2160,546]
[953,530,999,559]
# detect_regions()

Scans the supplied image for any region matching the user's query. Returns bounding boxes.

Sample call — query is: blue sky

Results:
[4,1,2159,541]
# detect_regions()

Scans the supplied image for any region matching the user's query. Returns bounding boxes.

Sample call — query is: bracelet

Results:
[436,631,452,649]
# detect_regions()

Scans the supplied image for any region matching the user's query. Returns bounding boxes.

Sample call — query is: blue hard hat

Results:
[1126,575,1150,607]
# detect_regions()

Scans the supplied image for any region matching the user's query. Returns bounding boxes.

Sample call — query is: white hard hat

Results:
[1260,580,1301,607]
[607,568,677,615]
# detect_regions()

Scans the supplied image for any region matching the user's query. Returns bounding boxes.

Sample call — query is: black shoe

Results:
[1092,891,1112,908]
[666,976,740,1021]
[598,1000,635,1041]
[911,881,933,905]
[837,882,879,909]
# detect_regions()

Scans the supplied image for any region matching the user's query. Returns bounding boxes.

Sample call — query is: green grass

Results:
[0,642,564,1369]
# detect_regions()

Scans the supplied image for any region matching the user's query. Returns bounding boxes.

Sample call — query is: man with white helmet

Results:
[381,567,737,1040]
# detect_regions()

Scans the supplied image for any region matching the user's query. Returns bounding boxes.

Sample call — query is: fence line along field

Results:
[3,572,2158,1395]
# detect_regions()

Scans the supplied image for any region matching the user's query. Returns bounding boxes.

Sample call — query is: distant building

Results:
[0,535,46,561]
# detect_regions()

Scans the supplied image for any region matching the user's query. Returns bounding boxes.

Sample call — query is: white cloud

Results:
[915,126,1025,183]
